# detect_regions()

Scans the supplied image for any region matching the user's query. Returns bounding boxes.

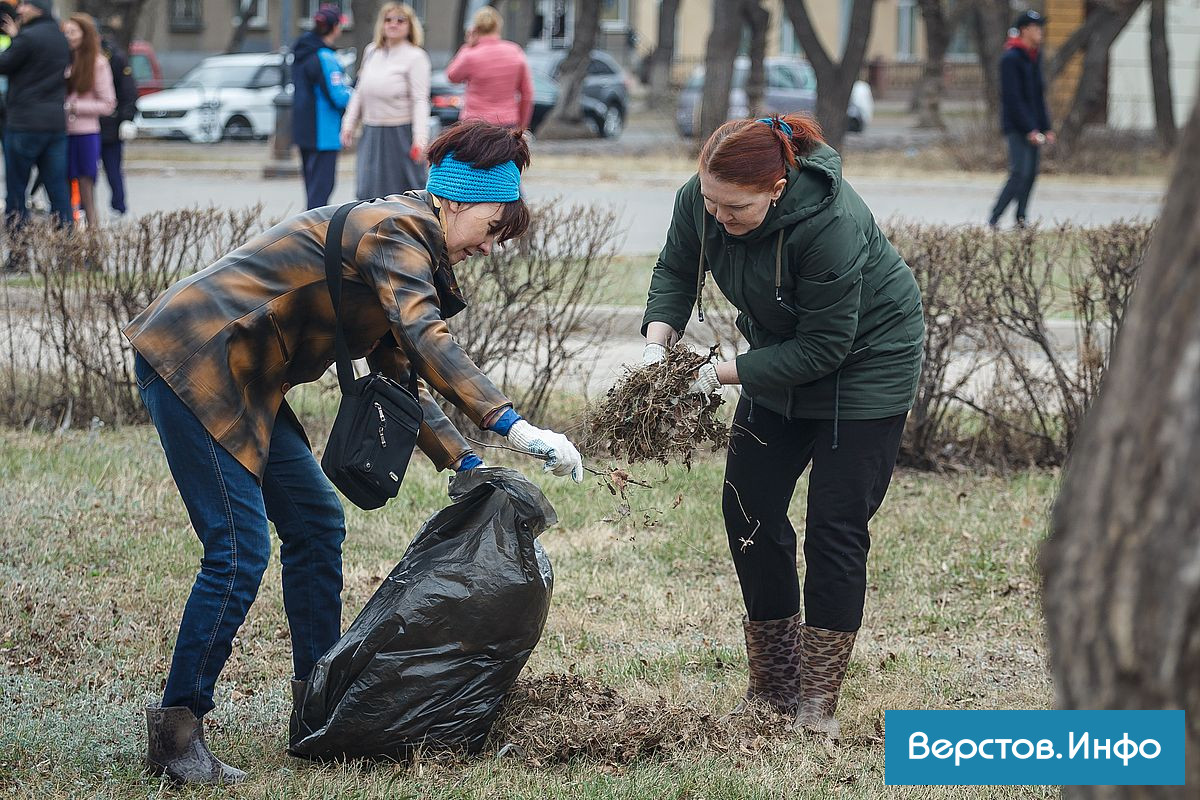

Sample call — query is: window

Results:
[779,18,801,57]
[251,64,284,88]
[169,0,203,31]
[130,54,154,83]
[897,0,918,61]
[588,58,615,76]
[600,0,628,31]
[232,0,269,30]
[769,65,799,90]
[302,0,353,30]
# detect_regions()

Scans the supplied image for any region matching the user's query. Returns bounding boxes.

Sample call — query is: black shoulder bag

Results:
[320,201,424,510]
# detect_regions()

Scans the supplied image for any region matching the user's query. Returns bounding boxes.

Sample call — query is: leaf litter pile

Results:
[585,345,729,468]
[481,673,795,767]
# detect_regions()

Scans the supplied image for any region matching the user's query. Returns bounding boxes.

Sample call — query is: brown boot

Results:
[145,706,247,785]
[729,613,802,715]
[793,625,857,738]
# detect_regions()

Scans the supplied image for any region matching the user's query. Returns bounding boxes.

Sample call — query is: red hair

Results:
[698,113,824,191]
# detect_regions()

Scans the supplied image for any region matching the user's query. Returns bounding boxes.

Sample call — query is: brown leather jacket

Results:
[123,193,511,481]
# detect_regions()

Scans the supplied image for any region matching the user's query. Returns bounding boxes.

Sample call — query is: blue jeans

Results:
[135,353,346,716]
[989,131,1041,226]
[3,130,71,227]
[300,148,337,210]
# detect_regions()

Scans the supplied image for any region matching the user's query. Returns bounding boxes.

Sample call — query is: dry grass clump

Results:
[484,673,791,767]
[584,345,729,468]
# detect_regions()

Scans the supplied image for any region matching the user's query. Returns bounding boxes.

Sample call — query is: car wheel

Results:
[223,115,254,141]
[599,104,624,139]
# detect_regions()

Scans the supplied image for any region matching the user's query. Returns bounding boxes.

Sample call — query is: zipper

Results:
[374,402,387,447]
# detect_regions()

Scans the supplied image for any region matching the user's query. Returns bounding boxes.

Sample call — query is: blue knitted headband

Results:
[426,152,521,203]
[757,117,793,137]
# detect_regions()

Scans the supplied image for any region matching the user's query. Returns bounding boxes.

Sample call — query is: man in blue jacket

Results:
[988,10,1055,229]
[292,5,352,209]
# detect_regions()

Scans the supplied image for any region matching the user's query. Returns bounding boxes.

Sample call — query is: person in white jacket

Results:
[340,2,430,200]
[63,13,115,227]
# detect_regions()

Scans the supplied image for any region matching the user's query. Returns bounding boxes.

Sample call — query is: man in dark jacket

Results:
[99,32,137,216]
[291,5,351,209]
[0,0,71,228]
[988,10,1055,229]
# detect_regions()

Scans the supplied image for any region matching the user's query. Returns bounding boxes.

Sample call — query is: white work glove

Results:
[687,362,722,395]
[507,420,584,483]
[119,120,137,141]
[642,342,666,365]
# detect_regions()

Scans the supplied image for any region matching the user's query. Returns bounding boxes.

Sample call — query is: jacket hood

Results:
[292,31,326,63]
[734,142,843,241]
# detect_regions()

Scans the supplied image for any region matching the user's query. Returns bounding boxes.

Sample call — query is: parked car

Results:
[676,56,874,138]
[135,53,283,143]
[129,40,165,97]
[429,47,630,138]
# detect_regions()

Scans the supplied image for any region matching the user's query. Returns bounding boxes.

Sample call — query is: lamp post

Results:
[263,0,299,178]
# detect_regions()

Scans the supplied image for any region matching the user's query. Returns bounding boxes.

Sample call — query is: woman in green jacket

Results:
[642,114,923,737]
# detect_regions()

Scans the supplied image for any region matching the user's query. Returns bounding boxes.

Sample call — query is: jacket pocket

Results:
[796,269,862,313]
[134,355,160,391]
[268,312,291,363]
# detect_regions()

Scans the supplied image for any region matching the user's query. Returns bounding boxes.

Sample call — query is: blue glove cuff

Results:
[456,454,484,471]
[489,408,522,436]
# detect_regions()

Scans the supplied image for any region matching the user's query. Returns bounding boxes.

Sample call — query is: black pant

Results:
[300,148,337,210]
[722,396,906,631]
[100,140,126,214]
[989,131,1041,225]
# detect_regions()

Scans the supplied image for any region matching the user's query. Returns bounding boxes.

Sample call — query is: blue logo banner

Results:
[885,710,1185,786]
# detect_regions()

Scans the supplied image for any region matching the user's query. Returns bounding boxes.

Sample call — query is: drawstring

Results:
[696,216,707,322]
[832,371,841,451]
[774,229,784,303]
[748,395,755,423]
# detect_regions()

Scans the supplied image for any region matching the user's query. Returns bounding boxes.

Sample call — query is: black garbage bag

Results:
[289,466,556,759]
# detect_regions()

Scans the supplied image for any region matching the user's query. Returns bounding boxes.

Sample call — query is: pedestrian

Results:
[988,10,1054,229]
[99,26,137,217]
[641,114,924,738]
[0,0,71,231]
[340,3,430,200]
[63,13,114,228]
[292,4,351,209]
[125,120,583,785]
[445,5,533,131]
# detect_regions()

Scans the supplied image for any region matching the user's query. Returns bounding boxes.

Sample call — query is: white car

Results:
[136,53,284,143]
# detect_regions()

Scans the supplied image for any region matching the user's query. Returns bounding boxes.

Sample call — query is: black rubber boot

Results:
[288,679,307,755]
[145,706,247,785]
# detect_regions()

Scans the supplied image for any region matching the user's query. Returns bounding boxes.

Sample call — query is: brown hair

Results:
[65,14,100,97]
[698,113,824,192]
[427,120,531,243]
[373,2,423,49]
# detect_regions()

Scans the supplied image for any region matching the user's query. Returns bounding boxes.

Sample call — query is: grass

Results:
[0,421,1058,798]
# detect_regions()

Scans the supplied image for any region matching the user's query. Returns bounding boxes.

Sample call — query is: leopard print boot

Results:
[793,625,857,738]
[729,613,803,716]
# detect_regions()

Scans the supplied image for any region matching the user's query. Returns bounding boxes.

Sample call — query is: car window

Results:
[797,63,816,90]
[769,65,799,90]
[684,65,748,91]
[130,54,154,83]
[176,63,264,89]
[252,65,283,89]
[587,58,614,76]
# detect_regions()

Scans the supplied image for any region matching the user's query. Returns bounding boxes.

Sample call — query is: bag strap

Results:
[324,200,420,398]
[325,200,366,396]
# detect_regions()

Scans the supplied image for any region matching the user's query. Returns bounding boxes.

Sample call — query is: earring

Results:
[771,199,778,208]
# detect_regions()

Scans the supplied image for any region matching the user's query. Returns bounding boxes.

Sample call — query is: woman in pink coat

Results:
[445,6,532,131]
[63,13,115,227]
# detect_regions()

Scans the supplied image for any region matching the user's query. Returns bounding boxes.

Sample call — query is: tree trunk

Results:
[1043,87,1200,799]
[648,0,682,103]
[742,0,769,117]
[1149,0,1176,152]
[349,0,381,72]
[1058,0,1143,152]
[780,0,875,151]
[227,0,259,54]
[698,0,742,146]
[453,0,472,50]
[914,0,951,129]
[545,0,601,132]
[967,0,1010,122]
[77,0,150,52]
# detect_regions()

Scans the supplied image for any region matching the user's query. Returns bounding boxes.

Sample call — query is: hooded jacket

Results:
[124,193,509,481]
[643,144,924,426]
[292,31,351,151]
[1000,37,1052,136]
[0,14,70,132]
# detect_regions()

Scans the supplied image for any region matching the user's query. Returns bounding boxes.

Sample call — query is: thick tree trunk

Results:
[1043,88,1200,799]
[742,0,769,117]
[967,0,1009,122]
[1058,0,1143,151]
[698,0,741,146]
[546,0,601,131]
[349,0,381,72]
[780,0,875,151]
[77,0,150,52]
[453,0,471,50]
[914,0,952,129]
[1149,0,1176,152]
[648,0,681,104]
[227,0,259,54]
